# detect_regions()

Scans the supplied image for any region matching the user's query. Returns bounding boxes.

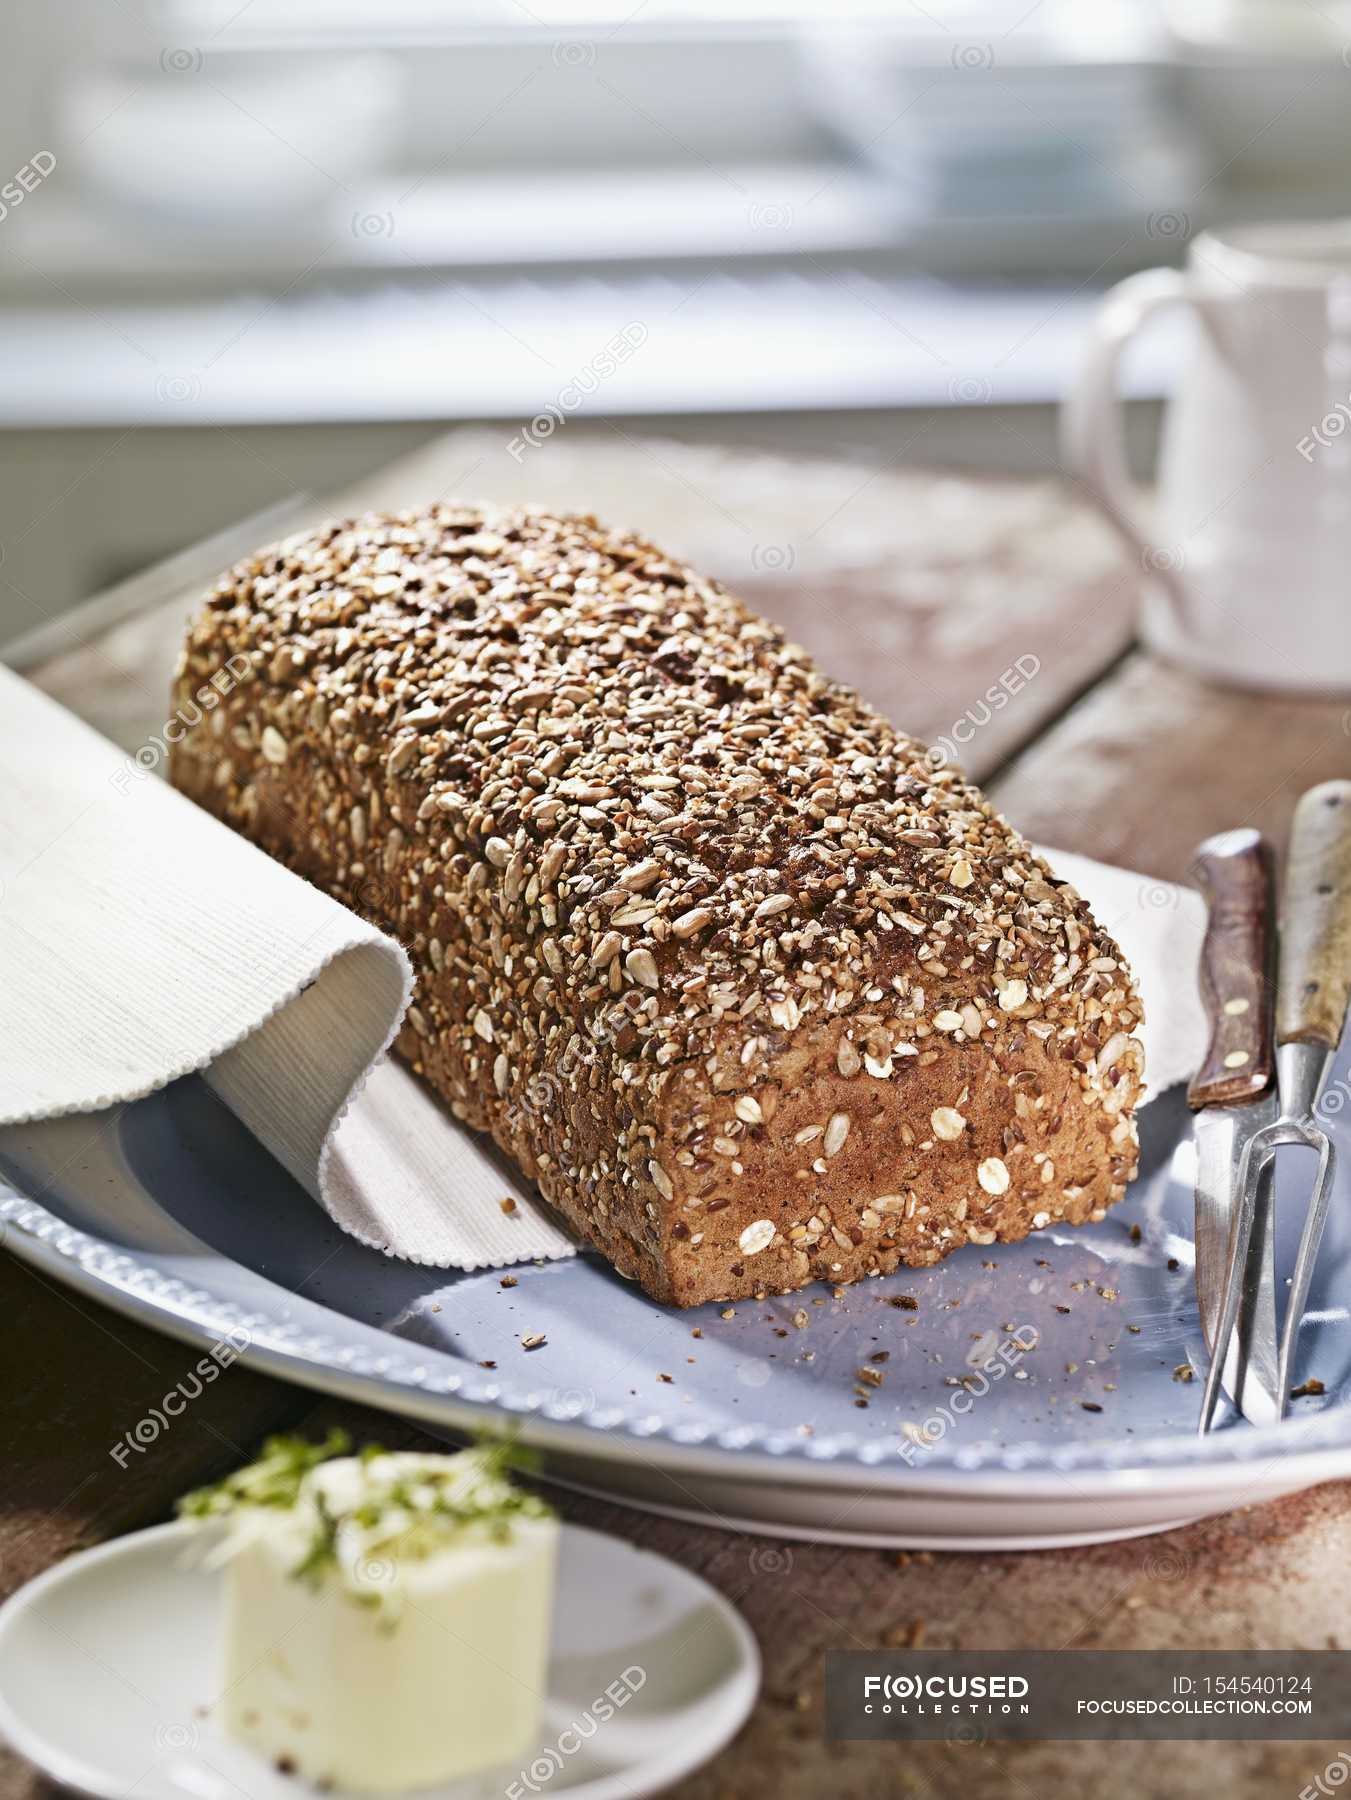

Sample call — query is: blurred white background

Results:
[5,0,1351,643]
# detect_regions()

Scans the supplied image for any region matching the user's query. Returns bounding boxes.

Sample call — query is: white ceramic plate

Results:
[0,1520,759,1800]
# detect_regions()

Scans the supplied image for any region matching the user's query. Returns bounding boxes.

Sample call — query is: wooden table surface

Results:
[4,427,1351,1800]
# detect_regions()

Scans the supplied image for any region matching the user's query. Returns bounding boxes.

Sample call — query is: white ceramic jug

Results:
[1063,221,1351,693]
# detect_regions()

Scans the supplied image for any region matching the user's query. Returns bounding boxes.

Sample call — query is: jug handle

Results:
[1061,267,1199,614]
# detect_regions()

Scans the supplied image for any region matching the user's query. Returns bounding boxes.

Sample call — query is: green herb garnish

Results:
[178,1428,355,1520]
[178,1430,553,1612]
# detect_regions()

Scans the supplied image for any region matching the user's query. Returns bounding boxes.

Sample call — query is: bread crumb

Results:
[883,1618,927,1648]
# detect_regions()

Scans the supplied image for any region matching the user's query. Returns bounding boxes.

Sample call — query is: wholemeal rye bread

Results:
[169,503,1145,1307]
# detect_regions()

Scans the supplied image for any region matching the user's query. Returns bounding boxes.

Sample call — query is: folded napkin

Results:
[0,666,1207,1271]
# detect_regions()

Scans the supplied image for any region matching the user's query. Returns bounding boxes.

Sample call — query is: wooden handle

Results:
[1278,780,1351,1050]
[1188,828,1276,1109]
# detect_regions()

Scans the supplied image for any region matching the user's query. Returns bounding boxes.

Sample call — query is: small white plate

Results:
[0,1520,759,1800]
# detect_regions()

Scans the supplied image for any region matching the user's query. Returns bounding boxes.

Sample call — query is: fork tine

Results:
[1275,1136,1337,1415]
[1198,1132,1265,1435]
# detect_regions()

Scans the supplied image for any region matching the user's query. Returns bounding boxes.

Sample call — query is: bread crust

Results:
[169,504,1144,1305]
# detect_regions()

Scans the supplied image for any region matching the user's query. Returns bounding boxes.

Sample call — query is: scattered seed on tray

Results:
[1172,1363,1195,1384]
[500,1276,518,1289]
[1292,1378,1325,1398]
[499,1197,517,1215]
[520,1333,547,1351]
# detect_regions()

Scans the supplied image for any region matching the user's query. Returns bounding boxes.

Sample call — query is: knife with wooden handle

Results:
[1188,827,1280,1425]
[1276,780,1351,1053]
[1266,780,1351,1410]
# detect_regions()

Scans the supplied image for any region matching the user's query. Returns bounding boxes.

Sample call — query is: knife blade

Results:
[1188,828,1280,1425]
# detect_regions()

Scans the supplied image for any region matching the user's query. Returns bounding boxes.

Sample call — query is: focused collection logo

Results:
[863,1674,1031,1717]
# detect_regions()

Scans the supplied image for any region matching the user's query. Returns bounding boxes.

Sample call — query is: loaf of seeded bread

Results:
[169,504,1145,1306]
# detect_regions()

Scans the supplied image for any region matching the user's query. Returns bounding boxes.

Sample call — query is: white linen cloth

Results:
[0,666,1207,1270]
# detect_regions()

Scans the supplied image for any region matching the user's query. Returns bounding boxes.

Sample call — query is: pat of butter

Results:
[214,1450,557,1791]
